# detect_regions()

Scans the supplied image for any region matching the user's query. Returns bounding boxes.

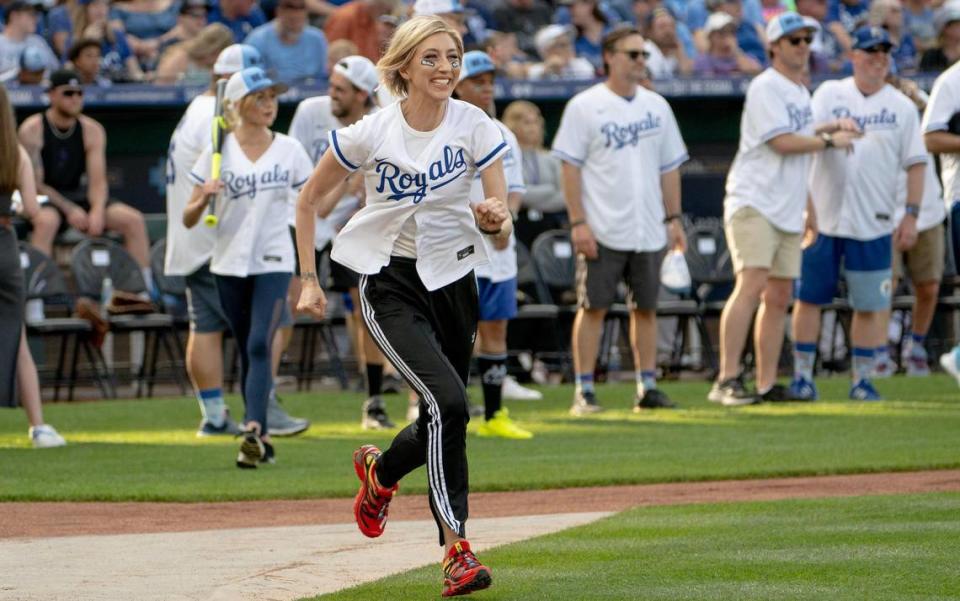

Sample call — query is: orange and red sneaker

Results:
[352,444,398,538]
[442,540,492,597]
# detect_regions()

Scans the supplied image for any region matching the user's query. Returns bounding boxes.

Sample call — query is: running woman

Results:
[295,16,509,597]
[184,66,313,468]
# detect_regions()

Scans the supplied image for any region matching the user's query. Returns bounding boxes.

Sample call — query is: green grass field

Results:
[312,492,960,601]
[1,375,958,501]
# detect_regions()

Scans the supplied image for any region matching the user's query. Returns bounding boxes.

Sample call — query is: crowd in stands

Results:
[0,0,959,87]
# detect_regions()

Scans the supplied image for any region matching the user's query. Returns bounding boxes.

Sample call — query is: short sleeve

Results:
[189,144,213,184]
[327,116,371,172]
[551,97,589,166]
[922,74,959,133]
[471,115,509,171]
[748,78,799,142]
[900,108,928,169]
[658,101,689,172]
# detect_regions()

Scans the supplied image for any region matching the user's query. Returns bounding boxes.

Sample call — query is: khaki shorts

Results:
[725,206,803,279]
[893,222,945,283]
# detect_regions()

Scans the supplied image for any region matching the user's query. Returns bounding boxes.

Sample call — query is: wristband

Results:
[663,214,681,224]
[904,204,920,217]
[570,219,587,229]
[479,226,502,235]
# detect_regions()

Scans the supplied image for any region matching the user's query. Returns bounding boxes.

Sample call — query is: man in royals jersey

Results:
[552,26,688,416]
[791,26,926,402]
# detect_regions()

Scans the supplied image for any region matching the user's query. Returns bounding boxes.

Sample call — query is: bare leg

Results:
[572,308,606,376]
[718,267,768,381]
[791,300,822,346]
[911,280,940,337]
[628,309,657,372]
[186,331,223,390]
[29,206,61,256]
[477,320,507,355]
[104,203,149,267]
[754,277,793,392]
[851,310,883,349]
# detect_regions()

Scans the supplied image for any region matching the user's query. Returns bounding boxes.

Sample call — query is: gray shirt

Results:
[0,34,59,81]
[520,147,565,213]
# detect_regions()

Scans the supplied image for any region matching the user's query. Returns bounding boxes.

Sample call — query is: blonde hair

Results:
[502,100,544,147]
[377,15,463,98]
[186,23,234,62]
[0,85,19,193]
[71,0,116,46]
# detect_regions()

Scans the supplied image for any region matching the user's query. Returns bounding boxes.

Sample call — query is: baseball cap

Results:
[534,24,574,56]
[458,50,495,82]
[704,12,736,34]
[19,46,46,72]
[935,6,960,35]
[851,26,893,51]
[224,67,288,104]
[333,55,379,95]
[766,11,820,43]
[47,68,82,91]
[413,0,463,16]
[213,44,262,75]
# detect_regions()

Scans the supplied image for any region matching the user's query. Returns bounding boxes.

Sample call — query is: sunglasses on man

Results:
[616,49,651,60]
[61,89,84,97]
[785,35,814,46]
[860,45,892,54]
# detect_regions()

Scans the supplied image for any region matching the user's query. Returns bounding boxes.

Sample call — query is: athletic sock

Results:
[909,332,928,359]
[198,388,225,427]
[478,354,507,421]
[875,345,891,367]
[636,370,656,397]
[793,342,817,381]
[575,373,595,396]
[852,347,875,384]
[366,363,384,398]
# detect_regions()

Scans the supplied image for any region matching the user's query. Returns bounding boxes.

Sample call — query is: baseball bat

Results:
[203,79,228,228]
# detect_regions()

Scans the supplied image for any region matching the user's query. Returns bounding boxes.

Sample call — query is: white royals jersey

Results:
[551,82,688,252]
[809,78,927,241]
[288,96,371,249]
[894,155,945,233]
[190,133,313,277]
[471,119,525,283]
[724,68,815,233]
[164,94,218,276]
[328,99,509,291]
[922,60,960,207]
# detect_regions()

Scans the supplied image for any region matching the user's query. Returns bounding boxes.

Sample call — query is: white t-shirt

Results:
[809,78,927,240]
[724,68,815,233]
[551,82,688,252]
[164,94,218,276]
[894,156,945,233]
[921,60,960,205]
[190,133,313,277]
[328,99,509,291]
[472,119,525,283]
[288,95,367,250]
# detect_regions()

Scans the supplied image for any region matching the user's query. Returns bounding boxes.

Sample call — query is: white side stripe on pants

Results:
[358,274,462,534]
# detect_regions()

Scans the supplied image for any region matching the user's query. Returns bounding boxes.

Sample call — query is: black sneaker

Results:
[236,428,265,469]
[570,390,603,416]
[362,396,396,430]
[760,384,792,403]
[718,377,758,407]
[260,441,276,465]
[633,389,677,411]
[196,409,243,438]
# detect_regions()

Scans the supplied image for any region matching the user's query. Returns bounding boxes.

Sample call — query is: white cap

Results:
[213,44,262,75]
[412,0,462,16]
[225,67,288,103]
[534,24,573,57]
[765,11,820,43]
[333,55,379,95]
[704,12,736,34]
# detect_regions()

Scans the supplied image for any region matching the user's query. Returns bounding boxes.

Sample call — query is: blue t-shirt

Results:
[827,0,869,32]
[110,0,180,40]
[892,33,918,73]
[244,22,327,83]
[209,3,267,42]
[737,20,766,66]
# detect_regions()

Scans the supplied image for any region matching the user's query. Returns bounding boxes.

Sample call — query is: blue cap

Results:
[852,26,893,51]
[20,46,46,72]
[225,67,288,103]
[765,11,820,43]
[459,50,495,82]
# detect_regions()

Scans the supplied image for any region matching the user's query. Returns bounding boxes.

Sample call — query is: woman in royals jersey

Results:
[183,66,313,469]
[295,16,510,597]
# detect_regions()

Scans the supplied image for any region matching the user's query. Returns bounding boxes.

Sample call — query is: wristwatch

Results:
[905,204,920,218]
[820,132,835,149]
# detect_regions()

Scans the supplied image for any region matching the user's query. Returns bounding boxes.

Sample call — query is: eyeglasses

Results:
[861,45,892,54]
[279,2,307,9]
[785,36,813,46]
[616,49,651,60]
[62,89,84,97]
[184,9,206,17]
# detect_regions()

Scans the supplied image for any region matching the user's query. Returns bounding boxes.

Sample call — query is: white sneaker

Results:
[30,424,66,448]
[502,375,542,401]
[939,348,960,386]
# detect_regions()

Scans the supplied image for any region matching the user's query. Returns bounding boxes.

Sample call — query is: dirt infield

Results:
[4,469,959,539]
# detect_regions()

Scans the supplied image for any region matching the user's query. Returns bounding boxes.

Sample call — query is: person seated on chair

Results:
[18,69,155,296]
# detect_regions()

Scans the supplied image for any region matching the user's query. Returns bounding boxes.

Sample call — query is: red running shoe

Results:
[352,444,397,538]
[442,540,492,597]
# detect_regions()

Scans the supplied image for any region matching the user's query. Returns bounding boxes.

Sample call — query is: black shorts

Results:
[289,226,360,292]
[576,243,666,311]
[42,196,118,235]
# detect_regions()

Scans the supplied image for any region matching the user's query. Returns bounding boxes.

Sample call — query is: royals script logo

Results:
[601,112,662,149]
[831,106,899,131]
[222,165,292,200]
[786,102,813,132]
[376,145,467,204]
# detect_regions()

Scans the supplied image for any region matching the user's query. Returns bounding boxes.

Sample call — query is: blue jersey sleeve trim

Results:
[759,125,793,143]
[189,171,205,184]
[551,149,584,166]
[903,155,928,168]
[330,130,358,171]
[923,121,948,133]
[476,141,508,169]
[660,153,689,173]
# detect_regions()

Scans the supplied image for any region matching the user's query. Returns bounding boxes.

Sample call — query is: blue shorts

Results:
[185,264,230,333]
[477,276,517,321]
[797,234,893,311]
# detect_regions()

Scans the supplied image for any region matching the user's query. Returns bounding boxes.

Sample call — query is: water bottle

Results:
[100,276,113,318]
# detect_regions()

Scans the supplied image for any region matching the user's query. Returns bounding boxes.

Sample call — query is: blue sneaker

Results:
[849,379,882,401]
[939,347,960,386]
[787,376,818,401]
[197,411,243,437]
